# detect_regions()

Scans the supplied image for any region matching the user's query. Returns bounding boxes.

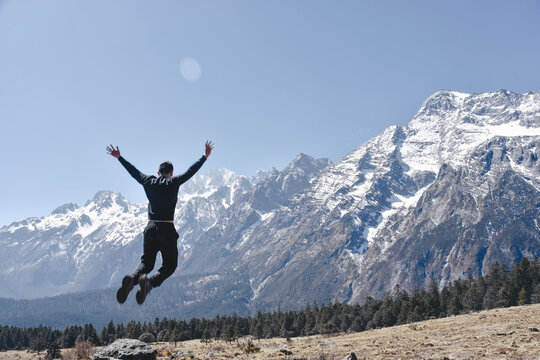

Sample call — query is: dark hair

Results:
[159,161,173,175]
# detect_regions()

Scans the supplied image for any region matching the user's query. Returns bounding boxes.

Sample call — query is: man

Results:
[106,141,214,304]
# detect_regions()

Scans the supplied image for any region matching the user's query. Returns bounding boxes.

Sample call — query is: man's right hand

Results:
[106,145,121,159]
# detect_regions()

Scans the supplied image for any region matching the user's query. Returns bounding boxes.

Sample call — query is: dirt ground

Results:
[2,304,539,359]
[153,304,540,360]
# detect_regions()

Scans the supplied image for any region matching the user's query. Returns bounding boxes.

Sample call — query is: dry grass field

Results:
[2,304,539,359]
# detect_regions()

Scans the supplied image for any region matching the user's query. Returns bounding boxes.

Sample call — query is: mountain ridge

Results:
[0,89,538,323]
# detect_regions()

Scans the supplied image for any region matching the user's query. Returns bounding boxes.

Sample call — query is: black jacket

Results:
[118,155,206,221]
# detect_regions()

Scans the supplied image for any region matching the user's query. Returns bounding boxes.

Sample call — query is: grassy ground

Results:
[2,304,539,359]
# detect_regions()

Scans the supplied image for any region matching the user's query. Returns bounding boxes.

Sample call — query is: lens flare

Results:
[179,57,202,82]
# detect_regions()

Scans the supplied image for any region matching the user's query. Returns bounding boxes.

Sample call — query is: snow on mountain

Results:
[402,90,540,173]
[177,168,252,204]
[0,169,255,299]
[309,90,539,254]
[174,169,257,257]
[309,89,539,302]
[176,89,539,312]
[0,191,145,298]
[350,134,540,295]
[357,90,540,248]
[179,153,332,275]
[1,89,538,318]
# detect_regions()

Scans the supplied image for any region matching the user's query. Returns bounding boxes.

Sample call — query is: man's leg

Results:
[150,237,178,287]
[117,222,158,304]
[150,223,179,287]
[130,223,159,281]
[136,223,179,304]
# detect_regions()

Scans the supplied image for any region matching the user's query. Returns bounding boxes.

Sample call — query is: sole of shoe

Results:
[116,276,133,304]
[136,276,150,305]
[135,289,144,305]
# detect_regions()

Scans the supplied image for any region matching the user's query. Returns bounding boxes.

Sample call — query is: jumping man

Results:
[106,141,214,304]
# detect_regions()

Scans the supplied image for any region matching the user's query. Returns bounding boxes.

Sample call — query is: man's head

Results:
[158,161,174,178]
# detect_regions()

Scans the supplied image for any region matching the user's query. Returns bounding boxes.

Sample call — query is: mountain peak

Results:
[51,203,79,215]
[286,153,315,169]
[177,168,247,199]
[284,153,332,173]
[86,190,128,209]
[253,169,268,184]
[419,89,529,116]
[91,190,116,201]
[418,90,468,115]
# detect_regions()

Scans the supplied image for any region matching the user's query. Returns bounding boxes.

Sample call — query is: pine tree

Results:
[125,321,142,339]
[483,262,508,307]
[304,311,316,335]
[518,287,531,306]
[448,280,465,315]
[279,313,294,338]
[350,316,364,332]
[497,277,518,307]
[482,286,498,309]
[396,301,409,324]
[99,327,110,346]
[107,321,116,342]
[201,327,210,344]
[425,278,440,318]
[221,324,235,342]
[250,318,263,340]
[532,282,540,304]
[167,327,178,345]
[406,306,423,323]
[45,342,62,360]
[83,324,99,345]
[517,258,532,291]
[339,313,351,332]
[0,331,7,351]
[463,277,485,312]
[115,323,126,339]
[30,331,48,355]
[438,286,451,315]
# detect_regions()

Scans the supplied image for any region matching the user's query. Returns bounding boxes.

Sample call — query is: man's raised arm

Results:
[175,141,215,185]
[106,144,149,185]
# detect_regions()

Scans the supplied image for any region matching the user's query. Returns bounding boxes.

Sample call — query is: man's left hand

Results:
[205,140,214,158]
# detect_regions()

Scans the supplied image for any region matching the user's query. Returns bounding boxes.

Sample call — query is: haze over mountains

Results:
[0,89,539,324]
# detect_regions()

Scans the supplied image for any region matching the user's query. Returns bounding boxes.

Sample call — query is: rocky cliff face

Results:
[351,136,540,302]
[178,90,540,311]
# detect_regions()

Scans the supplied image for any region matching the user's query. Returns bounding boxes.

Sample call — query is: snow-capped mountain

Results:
[1,90,538,320]
[180,153,333,275]
[0,169,256,298]
[179,89,540,311]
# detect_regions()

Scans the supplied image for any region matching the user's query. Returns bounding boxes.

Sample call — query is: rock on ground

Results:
[92,339,157,360]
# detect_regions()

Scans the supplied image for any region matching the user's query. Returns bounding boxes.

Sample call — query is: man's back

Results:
[142,175,181,221]
[118,154,207,221]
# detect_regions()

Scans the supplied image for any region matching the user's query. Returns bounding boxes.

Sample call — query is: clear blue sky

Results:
[0,0,539,227]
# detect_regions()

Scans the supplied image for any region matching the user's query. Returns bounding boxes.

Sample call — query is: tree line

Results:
[1,257,539,353]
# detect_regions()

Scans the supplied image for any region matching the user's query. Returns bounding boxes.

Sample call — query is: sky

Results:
[0,0,539,227]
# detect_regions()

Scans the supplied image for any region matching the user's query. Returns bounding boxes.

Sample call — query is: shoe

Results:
[116,275,135,304]
[136,274,152,305]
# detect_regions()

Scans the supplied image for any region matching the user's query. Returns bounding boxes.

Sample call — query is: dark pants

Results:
[131,222,179,287]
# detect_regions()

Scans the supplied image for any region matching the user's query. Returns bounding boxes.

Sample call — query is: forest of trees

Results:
[1,257,539,353]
